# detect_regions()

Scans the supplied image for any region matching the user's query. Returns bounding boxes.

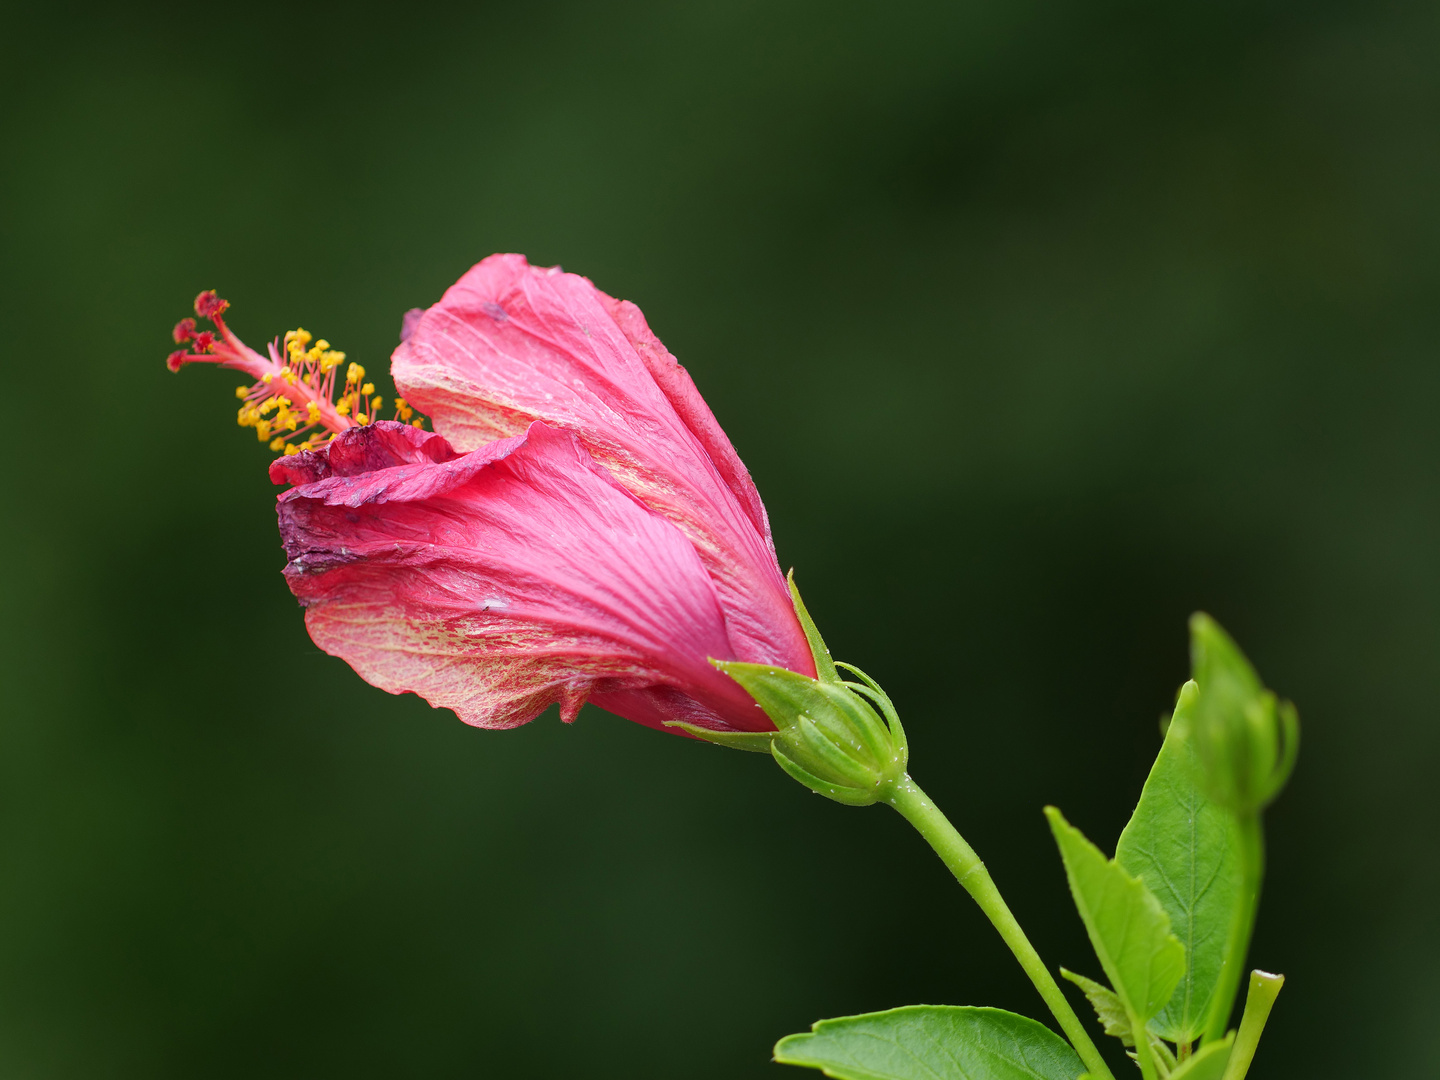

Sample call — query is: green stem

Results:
[1133,1028,1159,1080]
[1205,814,1264,1042]
[885,775,1116,1080]
[1219,971,1284,1080]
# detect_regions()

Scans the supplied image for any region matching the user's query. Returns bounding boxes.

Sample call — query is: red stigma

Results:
[193,329,217,352]
[194,290,230,319]
[173,317,197,343]
[166,349,188,373]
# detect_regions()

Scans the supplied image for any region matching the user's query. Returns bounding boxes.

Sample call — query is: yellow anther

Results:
[220,325,369,454]
[411,418,424,428]
[372,396,383,412]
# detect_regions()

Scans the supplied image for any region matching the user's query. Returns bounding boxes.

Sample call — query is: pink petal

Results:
[276,421,768,733]
[597,292,771,548]
[269,419,459,487]
[391,254,814,678]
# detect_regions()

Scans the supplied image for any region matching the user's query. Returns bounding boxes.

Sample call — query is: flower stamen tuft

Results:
[164,292,428,456]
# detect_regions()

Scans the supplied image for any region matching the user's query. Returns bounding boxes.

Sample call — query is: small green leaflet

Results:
[1060,969,1132,1046]
[1046,807,1186,1026]
[774,1006,1086,1080]
[1166,1035,1232,1080]
[1060,969,1178,1069]
[1115,681,1242,1042]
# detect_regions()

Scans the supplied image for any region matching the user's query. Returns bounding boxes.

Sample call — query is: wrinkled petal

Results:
[269,419,459,486]
[276,421,768,732]
[391,253,814,678]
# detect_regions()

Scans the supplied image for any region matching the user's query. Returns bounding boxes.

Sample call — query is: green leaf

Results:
[1045,807,1186,1027]
[774,1005,1086,1080]
[1115,681,1242,1043]
[1167,1035,1232,1080]
[789,570,840,684]
[1060,969,1133,1046]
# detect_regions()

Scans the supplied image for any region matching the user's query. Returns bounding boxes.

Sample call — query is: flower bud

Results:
[1188,613,1299,814]
[714,658,908,806]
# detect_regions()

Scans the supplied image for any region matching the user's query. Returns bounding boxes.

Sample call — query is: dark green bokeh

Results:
[3,1,1436,1075]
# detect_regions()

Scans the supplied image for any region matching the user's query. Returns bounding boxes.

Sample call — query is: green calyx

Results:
[1188,614,1299,814]
[720,658,908,806]
[672,572,908,806]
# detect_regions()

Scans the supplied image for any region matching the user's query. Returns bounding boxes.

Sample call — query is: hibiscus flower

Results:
[168,255,817,737]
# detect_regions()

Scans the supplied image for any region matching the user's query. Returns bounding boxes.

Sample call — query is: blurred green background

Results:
[2,0,1436,1076]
